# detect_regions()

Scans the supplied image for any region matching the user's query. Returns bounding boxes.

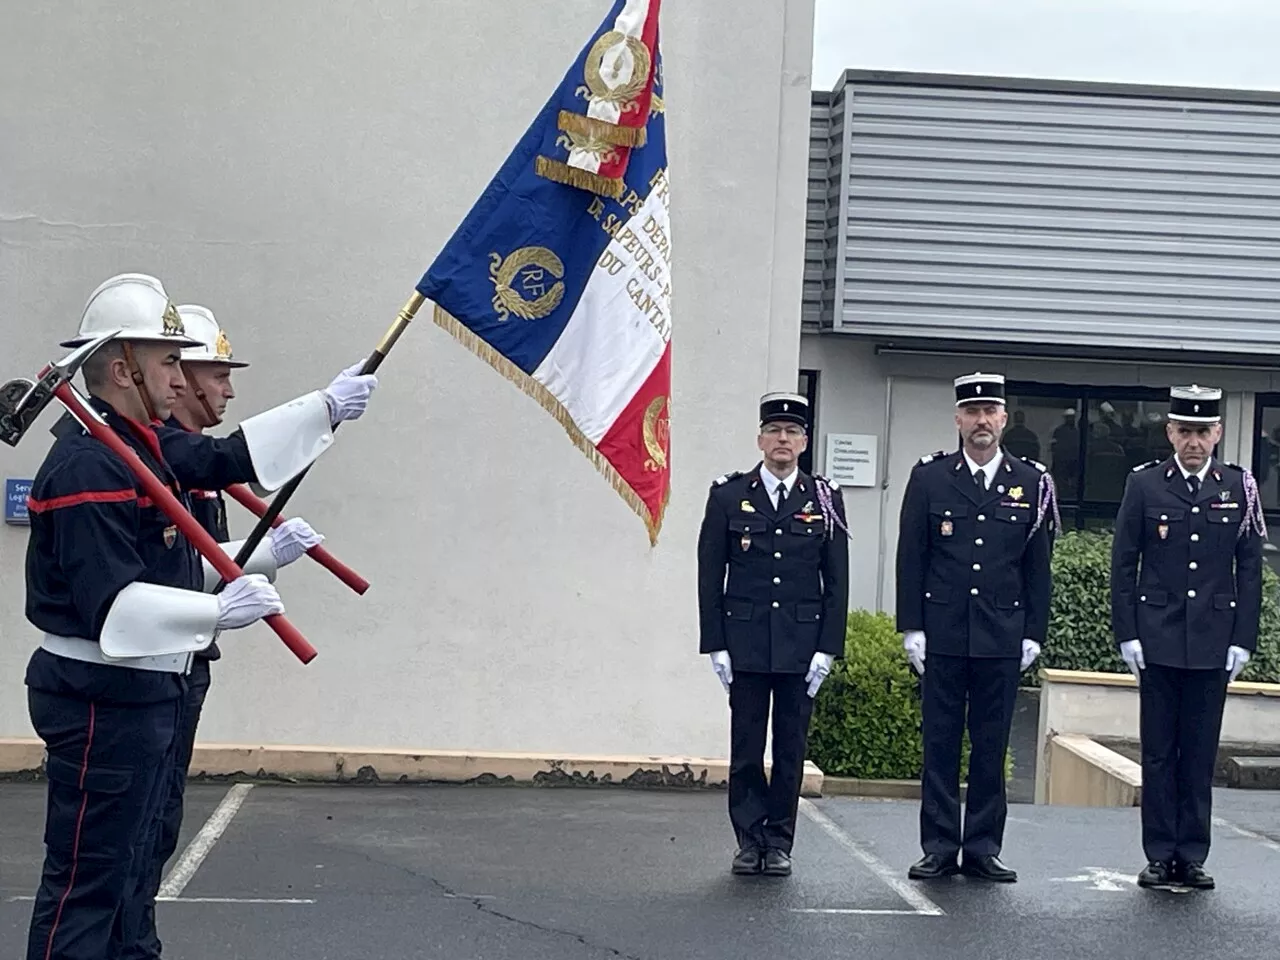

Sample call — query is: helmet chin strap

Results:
[121,341,158,422]
[195,387,221,427]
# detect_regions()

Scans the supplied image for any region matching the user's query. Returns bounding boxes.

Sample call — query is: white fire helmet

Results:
[176,304,250,368]
[60,272,203,349]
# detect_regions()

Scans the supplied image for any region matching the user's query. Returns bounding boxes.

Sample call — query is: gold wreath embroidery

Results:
[576,30,651,114]
[488,247,566,322]
[643,394,670,472]
[554,130,622,166]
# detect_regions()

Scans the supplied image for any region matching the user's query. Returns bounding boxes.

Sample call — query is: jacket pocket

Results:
[796,601,823,622]
[1137,589,1168,606]
[724,597,754,620]
[1214,593,1238,611]
[923,584,951,604]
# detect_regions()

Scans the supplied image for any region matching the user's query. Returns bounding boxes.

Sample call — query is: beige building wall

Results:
[0,0,817,757]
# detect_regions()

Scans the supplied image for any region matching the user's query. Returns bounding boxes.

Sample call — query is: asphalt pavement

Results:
[3,781,1279,959]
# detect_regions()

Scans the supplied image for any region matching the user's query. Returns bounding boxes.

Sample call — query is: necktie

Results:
[776,482,787,513]
[974,470,987,492]
[1188,475,1200,497]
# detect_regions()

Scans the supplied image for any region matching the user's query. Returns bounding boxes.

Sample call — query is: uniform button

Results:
[775,528,782,535]
[1140,595,1146,601]
[970,587,979,595]
[1189,562,1197,570]
[772,601,779,608]
[774,552,782,559]
[944,510,952,517]
[1161,514,1168,521]
[1014,600,1020,607]
[1231,601,1237,608]
[972,563,981,571]
[1223,516,1231,523]
[773,577,781,584]
[1188,589,1196,598]
[975,538,984,546]
[978,514,986,522]
[925,592,932,599]
[1191,534,1200,542]
[1192,507,1200,514]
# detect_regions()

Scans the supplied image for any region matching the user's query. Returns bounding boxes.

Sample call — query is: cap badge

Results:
[215,329,233,360]
[161,302,185,336]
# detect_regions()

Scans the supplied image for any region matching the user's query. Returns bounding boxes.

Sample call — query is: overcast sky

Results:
[813,0,1280,93]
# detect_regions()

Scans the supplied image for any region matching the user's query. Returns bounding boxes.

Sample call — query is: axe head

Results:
[0,329,120,447]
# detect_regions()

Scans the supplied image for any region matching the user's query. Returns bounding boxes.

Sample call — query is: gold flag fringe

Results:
[557,110,648,148]
[431,304,667,546]
[534,156,624,199]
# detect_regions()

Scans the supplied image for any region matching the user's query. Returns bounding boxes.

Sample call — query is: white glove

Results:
[216,574,285,631]
[903,630,926,674]
[806,652,834,698]
[1226,645,1250,682]
[709,650,732,692]
[323,361,378,424]
[1020,639,1041,672]
[1119,639,1145,678]
[270,517,324,567]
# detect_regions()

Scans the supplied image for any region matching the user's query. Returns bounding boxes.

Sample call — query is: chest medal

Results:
[940,520,953,537]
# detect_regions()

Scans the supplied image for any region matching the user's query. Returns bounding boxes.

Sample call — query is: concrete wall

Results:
[0,0,817,756]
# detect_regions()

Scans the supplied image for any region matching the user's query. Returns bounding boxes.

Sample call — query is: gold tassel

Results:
[557,110,647,148]
[534,156,624,199]
[431,304,666,545]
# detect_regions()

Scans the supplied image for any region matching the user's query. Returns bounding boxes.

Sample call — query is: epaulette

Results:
[918,450,946,465]
[1221,461,1245,472]
[1131,459,1159,473]
[712,470,743,487]
[1019,456,1047,473]
[814,473,840,490]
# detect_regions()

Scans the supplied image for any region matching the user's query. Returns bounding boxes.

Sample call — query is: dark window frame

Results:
[798,368,819,476]
[1252,392,1280,522]
[1005,380,1173,532]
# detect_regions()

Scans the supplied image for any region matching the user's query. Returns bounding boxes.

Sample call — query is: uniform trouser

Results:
[25,688,180,960]
[919,653,1020,860]
[728,671,813,854]
[123,659,212,960]
[1138,663,1229,865]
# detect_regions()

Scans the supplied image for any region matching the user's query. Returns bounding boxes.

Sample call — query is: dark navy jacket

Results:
[894,448,1056,658]
[696,465,850,674]
[1110,456,1265,670]
[24,398,255,703]
[162,415,234,661]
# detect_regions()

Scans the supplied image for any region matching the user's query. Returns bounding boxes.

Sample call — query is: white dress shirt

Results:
[759,464,798,510]
[963,448,1004,490]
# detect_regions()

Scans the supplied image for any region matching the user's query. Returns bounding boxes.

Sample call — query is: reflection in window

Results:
[1254,401,1280,513]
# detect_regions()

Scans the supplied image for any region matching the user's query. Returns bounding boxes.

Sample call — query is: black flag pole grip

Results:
[211,292,426,594]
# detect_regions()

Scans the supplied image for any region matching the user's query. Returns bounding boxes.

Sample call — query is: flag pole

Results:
[211,291,426,593]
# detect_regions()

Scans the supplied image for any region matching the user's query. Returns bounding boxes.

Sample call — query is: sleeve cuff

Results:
[238,390,335,491]
[100,582,220,658]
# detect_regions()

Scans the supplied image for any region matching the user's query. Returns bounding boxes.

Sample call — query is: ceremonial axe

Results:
[0,331,318,664]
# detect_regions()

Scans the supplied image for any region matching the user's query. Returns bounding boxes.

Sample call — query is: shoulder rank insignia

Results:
[712,470,743,487]
[918,450,946,465]
[815,473,839,490]
[1019,456,1047,473]
[1131,459,1159,473]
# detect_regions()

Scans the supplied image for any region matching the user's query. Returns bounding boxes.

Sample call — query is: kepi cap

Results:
[954,371,1006,407]
[759,391,808,428]
[1168,384,1222,423]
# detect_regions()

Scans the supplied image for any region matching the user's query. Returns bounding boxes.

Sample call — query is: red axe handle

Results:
[51,381,318,664]
[222,483,371,595]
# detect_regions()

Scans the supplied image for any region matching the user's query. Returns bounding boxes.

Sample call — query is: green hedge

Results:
[1030,528,1280,686]
[806,609,977,780]
[805,528,1280,779]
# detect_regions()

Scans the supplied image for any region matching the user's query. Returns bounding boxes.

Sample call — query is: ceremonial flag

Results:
[416,0,671,545]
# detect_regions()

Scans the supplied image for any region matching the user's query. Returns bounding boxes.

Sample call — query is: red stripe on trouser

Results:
[43,702,96,960]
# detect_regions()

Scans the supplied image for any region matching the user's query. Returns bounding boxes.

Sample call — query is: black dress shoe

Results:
[1179,862,1215,889]
[907,853,959,880]
[731,846,763,875]
[1137,860,1177,888]
[961,854,1017,882]
[762,849,792,877]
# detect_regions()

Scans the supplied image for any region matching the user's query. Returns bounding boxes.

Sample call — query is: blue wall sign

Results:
[5,478,33,525]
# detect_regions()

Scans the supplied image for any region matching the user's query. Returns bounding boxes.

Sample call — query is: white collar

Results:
[962,448,1003,482]
[1174,456,1212,482]
[759,463,798,496]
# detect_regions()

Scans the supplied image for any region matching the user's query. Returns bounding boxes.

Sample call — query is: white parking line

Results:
[798,798,945,916]
[1213,815,1280,854]
[790,908,931,916]
[158,783,254,899]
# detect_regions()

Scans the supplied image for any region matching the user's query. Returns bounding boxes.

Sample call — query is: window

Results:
[1004,383,1173,531]
[1252,394,1280,517]
[798,369,819,475]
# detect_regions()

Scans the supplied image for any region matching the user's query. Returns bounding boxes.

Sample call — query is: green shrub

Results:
[1030,528,1280,686]
[805,609,976,780]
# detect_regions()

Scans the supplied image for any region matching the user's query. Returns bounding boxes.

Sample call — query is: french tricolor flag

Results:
[417,0,670,544]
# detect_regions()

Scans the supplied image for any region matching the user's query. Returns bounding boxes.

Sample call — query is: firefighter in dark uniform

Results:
[1110,384,1265,891]
[23,272,376,960]
[696,392,850,877]
[125,303,326,960]
[895,372,1056,884]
